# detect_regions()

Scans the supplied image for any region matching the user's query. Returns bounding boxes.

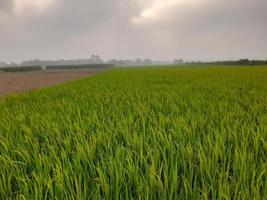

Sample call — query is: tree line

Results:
[186,59,267,65]
[1,57,267,67]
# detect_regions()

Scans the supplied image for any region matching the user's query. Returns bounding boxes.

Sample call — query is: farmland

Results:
[0,66,267,199]
[0,70,96,96]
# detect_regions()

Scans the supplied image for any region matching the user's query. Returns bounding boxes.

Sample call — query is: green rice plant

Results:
[0,66,267,199]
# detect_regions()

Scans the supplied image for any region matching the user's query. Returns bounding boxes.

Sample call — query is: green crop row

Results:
[0,66,267,199]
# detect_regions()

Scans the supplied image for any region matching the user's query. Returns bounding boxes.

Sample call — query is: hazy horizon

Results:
[0,0,266,63]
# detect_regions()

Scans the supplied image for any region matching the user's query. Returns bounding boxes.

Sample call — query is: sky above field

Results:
[0,0,266,62]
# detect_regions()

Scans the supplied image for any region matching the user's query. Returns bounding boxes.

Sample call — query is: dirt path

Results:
[0,70,96,96]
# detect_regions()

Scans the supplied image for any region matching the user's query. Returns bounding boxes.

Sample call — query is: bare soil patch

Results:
[0,70,97,96]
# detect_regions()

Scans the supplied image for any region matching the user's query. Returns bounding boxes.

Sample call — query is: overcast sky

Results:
[0,0,266,62]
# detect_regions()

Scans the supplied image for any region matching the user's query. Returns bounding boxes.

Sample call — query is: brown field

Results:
[0,70,97,96]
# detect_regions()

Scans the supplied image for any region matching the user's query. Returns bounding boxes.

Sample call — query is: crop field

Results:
[0,66,267,199]
[0,70,96,96]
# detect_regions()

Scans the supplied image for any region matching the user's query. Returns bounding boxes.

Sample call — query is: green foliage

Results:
[0,66,267,199]
[0,66,42,72]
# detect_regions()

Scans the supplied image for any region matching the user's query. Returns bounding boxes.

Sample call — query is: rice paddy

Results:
[0,66,267,199]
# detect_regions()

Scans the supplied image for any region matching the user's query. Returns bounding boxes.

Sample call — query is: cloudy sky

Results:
[0,0,266,62]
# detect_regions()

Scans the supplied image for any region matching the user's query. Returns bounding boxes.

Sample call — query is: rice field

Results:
[0,66,267,199]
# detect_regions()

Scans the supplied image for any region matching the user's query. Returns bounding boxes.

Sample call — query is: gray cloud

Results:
[0,0,266,62]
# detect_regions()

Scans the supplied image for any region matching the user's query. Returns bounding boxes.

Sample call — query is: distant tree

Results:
[144,58,153,65]
[135,58,143,65]
[107,59,117,65]
[10,62,18,66]
[173,59,184,64]
[0,61,8,67]
[237,59,250,65]
[89,54,104,64]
